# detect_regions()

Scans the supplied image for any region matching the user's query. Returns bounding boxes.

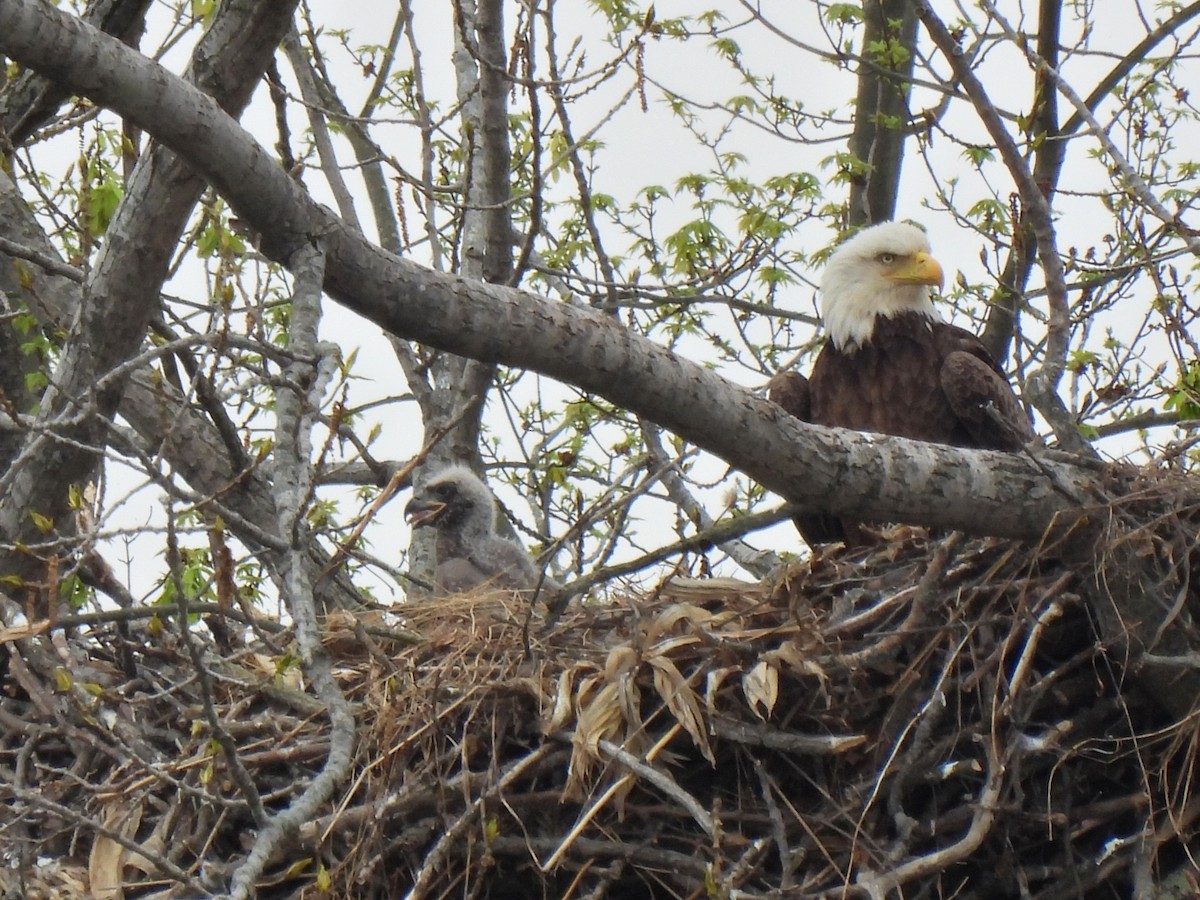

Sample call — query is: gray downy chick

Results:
[405,466,560,604]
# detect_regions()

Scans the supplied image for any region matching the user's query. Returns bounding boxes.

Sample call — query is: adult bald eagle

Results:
[405,466,561,603]
[769,221,1033,546]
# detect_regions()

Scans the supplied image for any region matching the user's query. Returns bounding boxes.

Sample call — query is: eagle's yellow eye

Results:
[878,253,897,264]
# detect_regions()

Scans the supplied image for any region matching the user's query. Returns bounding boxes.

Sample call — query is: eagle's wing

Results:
[434,539,535,595]
[939,349,1034,451]
[450,537,534,588]
[767,370,811,421]
[435,557,496,595]
[455,537,563,602]
[767,368,862,547]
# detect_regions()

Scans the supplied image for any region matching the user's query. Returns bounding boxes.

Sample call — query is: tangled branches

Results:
[3,475,1200,897]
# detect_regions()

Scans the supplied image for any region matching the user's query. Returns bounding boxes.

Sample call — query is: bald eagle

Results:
[769,221,1033,546]
[405,466,561,603]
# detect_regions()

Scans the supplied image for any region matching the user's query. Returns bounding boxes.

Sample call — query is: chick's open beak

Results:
[404,499,446,528]
[891,250,945,291]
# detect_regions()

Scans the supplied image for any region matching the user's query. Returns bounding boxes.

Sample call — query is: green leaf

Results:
[85,179,124,236]
[1067,350,1099,373]
[825,3,863,25]
[1166,361,1200,418]
[712,37,741,60]
[962,145,994,166]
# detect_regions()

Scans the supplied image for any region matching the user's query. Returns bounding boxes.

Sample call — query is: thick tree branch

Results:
[0,1,1101,544]
[847,0,919,227]
[0,0,300,612]
[230,240,356,899]
[0,0,153,146]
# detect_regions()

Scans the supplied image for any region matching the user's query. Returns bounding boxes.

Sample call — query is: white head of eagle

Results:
[819,221,946,352]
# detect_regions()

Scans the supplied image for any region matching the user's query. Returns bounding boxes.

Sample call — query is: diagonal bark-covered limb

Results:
[0,0,1095,544]
[640,420,781,578]
[0,160,366,614]
[0,0,154,146]
[915,2,1075,440]
[982,0,1200,261]
[0,0,299,613]
[979,0,1064,365]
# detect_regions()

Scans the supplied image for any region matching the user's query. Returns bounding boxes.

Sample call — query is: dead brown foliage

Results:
[3,478,1200,898]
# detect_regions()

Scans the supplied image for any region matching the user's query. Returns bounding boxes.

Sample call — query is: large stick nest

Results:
[3,469,1200,898]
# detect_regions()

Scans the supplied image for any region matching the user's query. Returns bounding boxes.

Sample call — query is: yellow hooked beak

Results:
[889,251,945,291]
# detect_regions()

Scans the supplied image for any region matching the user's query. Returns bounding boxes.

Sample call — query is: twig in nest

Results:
[598,737,715,838]
[857,732,1004,897]
[543,724,684,872]
[754,760,795,888]
[403,744,554,900]
[851,616,974,876]
[711,715,865,755]
[999,593,1066,719]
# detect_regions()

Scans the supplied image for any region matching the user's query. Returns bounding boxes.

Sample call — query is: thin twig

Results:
[598,738,716,839]
[404,745,554,900]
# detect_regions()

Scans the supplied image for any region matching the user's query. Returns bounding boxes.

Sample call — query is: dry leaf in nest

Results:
[742,659,778,719]
[543,668,578,736]
[566,646,644,798]
[705,665,741,717]
[642,601,716,645]
[765,640,829,686]
[88,801,143,899]
[647,654,713,763]
[567,680,628,796]
[655,576,769,605]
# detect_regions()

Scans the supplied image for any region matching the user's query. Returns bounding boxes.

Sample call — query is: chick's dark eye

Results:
[879,253,896,264]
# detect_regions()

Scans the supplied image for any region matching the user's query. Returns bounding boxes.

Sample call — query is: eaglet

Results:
[405,466,561,605]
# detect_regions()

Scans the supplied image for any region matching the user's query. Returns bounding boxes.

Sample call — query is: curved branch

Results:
[0,0,1099,543]
[980,0,1065,363]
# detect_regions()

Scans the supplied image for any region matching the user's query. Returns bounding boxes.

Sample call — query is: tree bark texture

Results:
[0,0,299,610]
[0,0,1097,549]
[847,0,919,227]
[0,0,154,146]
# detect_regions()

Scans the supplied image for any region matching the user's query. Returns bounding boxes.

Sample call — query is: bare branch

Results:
[230,240,357,899]
[0,0,1098,542]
